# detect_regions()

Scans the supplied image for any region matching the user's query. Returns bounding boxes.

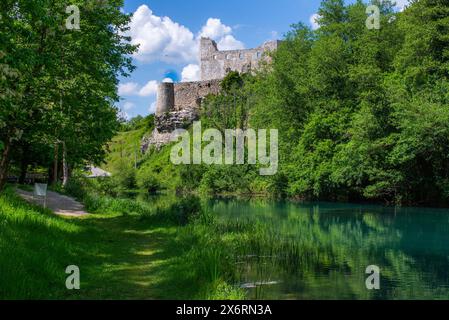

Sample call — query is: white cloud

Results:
[181,64,200,82]
[198,18,244,50]
[309,13,320,30]
[119,110,131,120]
[126,5,247,92]
[123,102,135,111]
[127,5,197,63]
[395,0,410,11]
[199,18,232,40]
[149,101,157,114]
[217,35,245,50]
[162,78,174,83]
[138,80,158,97]
[127,6,246,65]
[118,82,139,96]
[119,80,159,98]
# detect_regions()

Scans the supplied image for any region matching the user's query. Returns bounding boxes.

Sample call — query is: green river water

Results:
[204,198,449,299]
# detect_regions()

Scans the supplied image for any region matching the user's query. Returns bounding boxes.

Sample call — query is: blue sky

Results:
[117,0,408,119]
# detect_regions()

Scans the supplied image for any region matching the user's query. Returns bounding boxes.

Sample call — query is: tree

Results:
[0,0,137,190]
[201,71,250,131]
[317,0,348,35]
[394,0,449,89]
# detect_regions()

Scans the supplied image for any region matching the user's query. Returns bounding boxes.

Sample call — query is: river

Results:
[208,198,449,299]
[137,193,449,299]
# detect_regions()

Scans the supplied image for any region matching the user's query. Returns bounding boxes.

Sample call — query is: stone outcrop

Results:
[141,107,199,153]
[155,107,199,133]
[141,129,174,153]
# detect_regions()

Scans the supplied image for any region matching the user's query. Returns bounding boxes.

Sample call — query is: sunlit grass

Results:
[0,187,245,300]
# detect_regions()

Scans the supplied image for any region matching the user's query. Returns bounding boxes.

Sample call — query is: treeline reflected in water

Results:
[206,198,449,299]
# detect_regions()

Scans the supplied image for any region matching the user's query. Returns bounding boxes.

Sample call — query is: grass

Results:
[2,180,381,300]
[103,126,148,174]
[0,187,172,299]
[5,175,448,300]
[0,186,244,300]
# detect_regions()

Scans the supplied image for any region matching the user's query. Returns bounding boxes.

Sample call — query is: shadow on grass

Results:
[66,215,200,300]
[0,188,205,299]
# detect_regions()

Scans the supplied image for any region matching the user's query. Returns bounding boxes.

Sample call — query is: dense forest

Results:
[246,0,449,206]
[122,0,449,206]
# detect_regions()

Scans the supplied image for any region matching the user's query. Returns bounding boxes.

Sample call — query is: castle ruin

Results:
[142,37,280,152]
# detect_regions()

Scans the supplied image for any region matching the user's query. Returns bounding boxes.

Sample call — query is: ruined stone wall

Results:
[155,38,280,116]
[173,79,221,110]
[200,37,280,81]
[155,79,221,115]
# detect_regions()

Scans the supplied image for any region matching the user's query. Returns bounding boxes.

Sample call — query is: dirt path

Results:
[16,188,88,217]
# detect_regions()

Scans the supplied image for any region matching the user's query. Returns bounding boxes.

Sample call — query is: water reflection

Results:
[206,198,449,300]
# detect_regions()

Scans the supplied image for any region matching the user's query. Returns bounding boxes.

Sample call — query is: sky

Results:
[117,0,410,119]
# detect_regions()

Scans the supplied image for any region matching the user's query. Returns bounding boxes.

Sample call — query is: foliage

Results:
[136,170,161,194]
[201,71,252,131]
[112,160,137,191]
[157,0,449,205]
[120,114,154,132]
[0,0,137,190]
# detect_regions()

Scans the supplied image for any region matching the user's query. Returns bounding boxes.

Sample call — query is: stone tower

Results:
[156,82,175,116]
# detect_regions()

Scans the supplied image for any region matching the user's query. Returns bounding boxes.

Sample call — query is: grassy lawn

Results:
[0,187,200,300]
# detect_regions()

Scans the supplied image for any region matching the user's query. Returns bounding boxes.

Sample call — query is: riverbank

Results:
[4,179,449,299]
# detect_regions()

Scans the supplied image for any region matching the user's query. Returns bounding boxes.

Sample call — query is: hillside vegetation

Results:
[114,0,449,207]
[103,115,154,174]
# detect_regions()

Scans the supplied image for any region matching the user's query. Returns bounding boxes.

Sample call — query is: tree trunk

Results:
[19,145,29,184]
[0,138,12,192]
[53,142,59,185]
[62,141,69,187]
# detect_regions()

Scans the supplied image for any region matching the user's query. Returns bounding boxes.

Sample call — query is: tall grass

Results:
[0,185,242,299]
[6,176,329,300]
[0,188,81,299]
[46,178,247,299]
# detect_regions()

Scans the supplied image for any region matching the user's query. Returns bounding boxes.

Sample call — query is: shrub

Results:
[112,162,137,191]
[90,176,118,196]
[63,178,87,200]
[172,196,202,225]
[136,172,161,194]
